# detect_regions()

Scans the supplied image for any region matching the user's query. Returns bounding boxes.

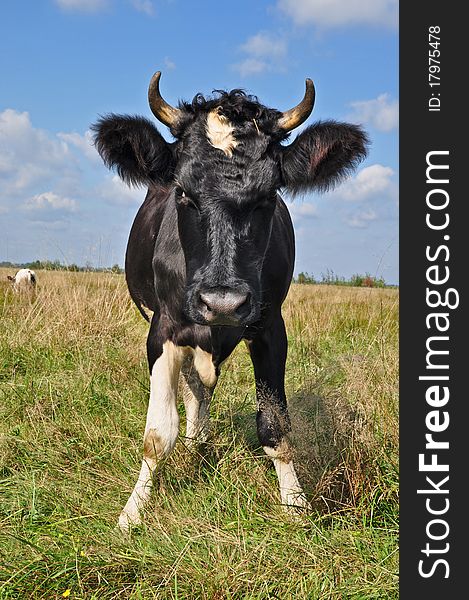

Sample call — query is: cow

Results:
[92,71,368,531]
[7,268,37,293]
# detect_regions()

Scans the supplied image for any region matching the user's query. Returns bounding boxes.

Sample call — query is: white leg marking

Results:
[192,346,217,388]
[263,441,310,511]
[181,347,217,446]
[118,457,155,531]
[183,373,211,447]
[118,341,185,531]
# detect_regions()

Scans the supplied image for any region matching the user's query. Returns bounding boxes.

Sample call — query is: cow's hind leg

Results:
[118,338,185,531]
[248,314,309,511]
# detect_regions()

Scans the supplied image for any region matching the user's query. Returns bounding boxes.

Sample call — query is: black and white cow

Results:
[92,72,368,530]
[7,269,37,292]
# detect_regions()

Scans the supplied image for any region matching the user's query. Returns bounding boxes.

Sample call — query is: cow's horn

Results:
[148,71,181,127]
[278,79,315,132]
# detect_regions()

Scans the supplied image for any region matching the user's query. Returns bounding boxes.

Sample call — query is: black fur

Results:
[92,82,368,459]
[91,115,175,187]
[280,120,369,195]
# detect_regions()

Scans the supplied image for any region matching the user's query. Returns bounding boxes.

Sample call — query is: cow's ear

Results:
[280,121,369,195]
[7,276,14,281]
[91,115,175,186]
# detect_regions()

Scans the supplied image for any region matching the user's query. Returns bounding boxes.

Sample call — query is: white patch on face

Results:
[263,440,310,511]
[192,346,217,388]
[118,340,187,531]
[206,110,238,157]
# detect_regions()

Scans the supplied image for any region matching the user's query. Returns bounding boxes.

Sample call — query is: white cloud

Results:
[277,0,398,29]
[24,192,77,213]
[58,130,100,163]
[0,109,67,166]
[164,56,176,71]
[320,164,397,229]
[233,32,288,77]
[0,108,115,240]
[0,109,140,266]
[233,58,269,77]
[55,0,156,15]
[337,164,394,202]
[0,110,104,202]
[55,0,108,11]
[240,32,287,59]
[287,201,318,224]
[131,0,155,16]
[97,175,144,206]
[0,109,71,194]
[346,208,378,228]
[290,201,318,217]
[348,94,398,132]
[0,108,136,227]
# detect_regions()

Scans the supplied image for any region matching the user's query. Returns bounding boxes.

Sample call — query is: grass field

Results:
[0,268,399,599]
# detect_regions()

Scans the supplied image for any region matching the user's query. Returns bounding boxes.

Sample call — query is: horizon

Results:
[0,259,399,287]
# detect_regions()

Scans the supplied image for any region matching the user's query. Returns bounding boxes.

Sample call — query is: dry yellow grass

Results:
[283,284,398,514]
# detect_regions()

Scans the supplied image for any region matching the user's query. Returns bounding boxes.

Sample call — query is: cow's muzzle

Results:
[187,284,259,326]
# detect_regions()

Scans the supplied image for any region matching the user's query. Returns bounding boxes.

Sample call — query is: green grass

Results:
[0,269,399,599]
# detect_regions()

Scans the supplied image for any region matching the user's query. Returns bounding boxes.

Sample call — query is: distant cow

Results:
[7,269,37,292]
[93,71,368,531]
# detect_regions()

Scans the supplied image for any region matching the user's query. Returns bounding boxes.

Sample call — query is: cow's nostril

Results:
[199,293,213,312]
[237,292,250,313]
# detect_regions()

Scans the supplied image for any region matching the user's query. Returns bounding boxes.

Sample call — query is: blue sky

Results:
[0,0,398,282]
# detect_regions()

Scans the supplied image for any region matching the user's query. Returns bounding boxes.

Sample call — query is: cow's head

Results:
[93,72,368,326]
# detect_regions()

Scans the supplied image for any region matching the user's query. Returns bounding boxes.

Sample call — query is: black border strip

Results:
[400,3,465,596]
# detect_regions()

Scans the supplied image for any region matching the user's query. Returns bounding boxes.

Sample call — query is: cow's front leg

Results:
[118,339,185,531]
[248,314,309,511]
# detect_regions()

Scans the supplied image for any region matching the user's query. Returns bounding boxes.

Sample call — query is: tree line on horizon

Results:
[0,261,394,288]
[0,260,124,274]
[293,269,392,288]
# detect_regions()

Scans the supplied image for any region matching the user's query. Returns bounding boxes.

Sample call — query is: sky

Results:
[0,0,398,283]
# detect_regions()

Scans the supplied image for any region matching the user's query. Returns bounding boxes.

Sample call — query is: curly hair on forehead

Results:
[170,89,288,143]
[178,89,283,125]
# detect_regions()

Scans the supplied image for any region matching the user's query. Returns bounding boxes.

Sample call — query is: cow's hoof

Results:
[117,510,142,534]
[282,492,311,515]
